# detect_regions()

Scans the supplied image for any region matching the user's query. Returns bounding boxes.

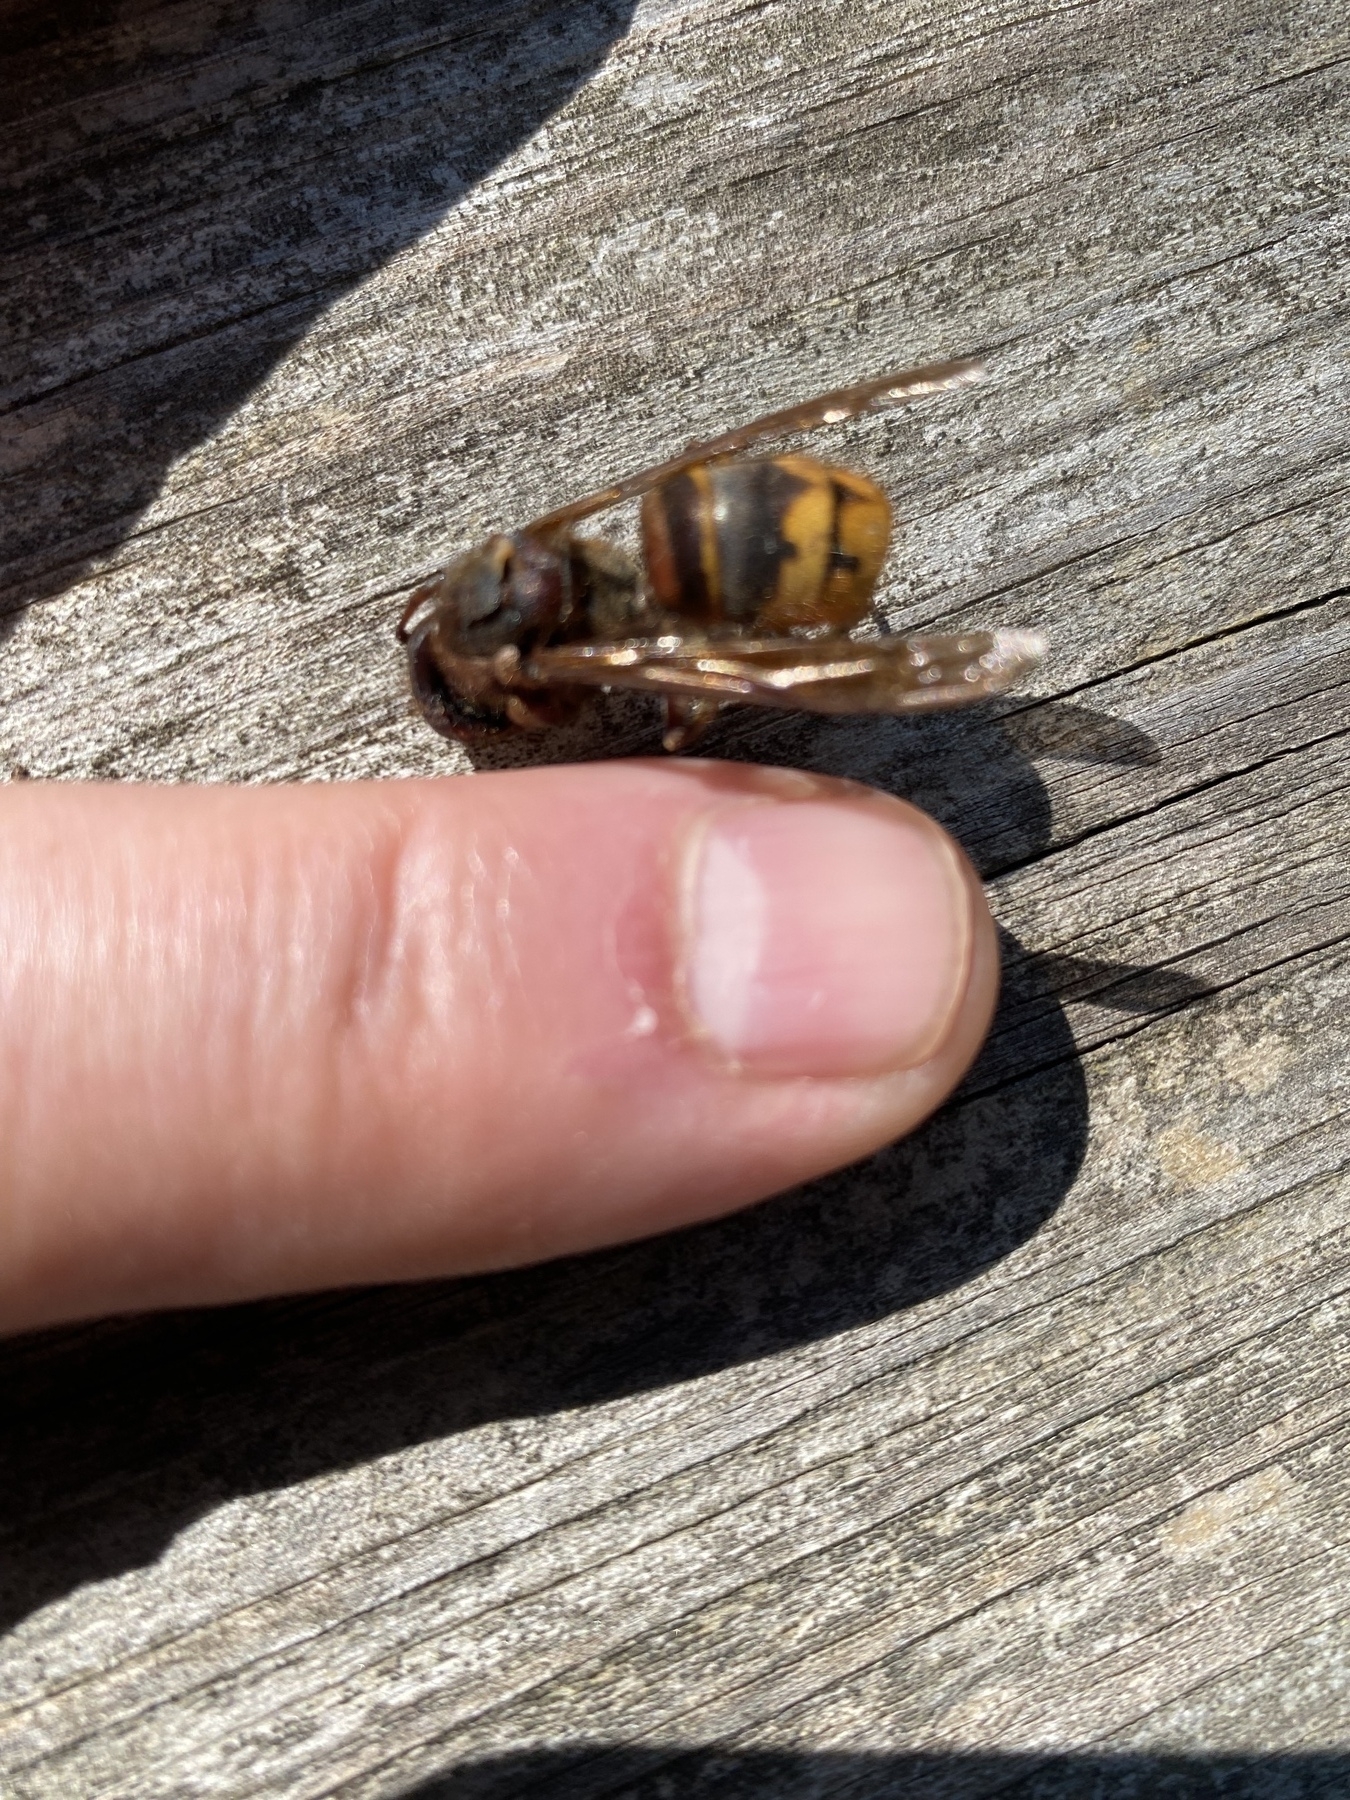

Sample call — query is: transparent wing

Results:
[525,357,987,533]
[518,627,1044,715]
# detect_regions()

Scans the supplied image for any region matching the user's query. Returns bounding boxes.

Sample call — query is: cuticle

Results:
[896,824,980,1071]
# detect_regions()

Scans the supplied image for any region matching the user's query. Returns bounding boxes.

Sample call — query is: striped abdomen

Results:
[640,453,891,632]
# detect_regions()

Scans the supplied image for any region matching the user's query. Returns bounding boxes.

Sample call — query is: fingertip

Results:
[678,786,982,1078]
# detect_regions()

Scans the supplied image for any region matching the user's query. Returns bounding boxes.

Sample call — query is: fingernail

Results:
[682,798,974,1077]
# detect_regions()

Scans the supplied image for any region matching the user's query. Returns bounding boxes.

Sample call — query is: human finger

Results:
[0,762,998,1333]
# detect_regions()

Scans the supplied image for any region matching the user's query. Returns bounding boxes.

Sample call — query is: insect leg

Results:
[396,581,440,644]
[661,696,725,753]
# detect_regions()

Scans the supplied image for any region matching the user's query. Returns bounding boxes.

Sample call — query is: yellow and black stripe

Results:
[640,453,891,632]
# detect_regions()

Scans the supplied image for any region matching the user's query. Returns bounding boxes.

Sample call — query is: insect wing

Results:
[525,357,987,532]
[519,628,1044,715]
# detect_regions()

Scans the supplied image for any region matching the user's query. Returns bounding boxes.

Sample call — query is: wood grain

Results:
[0,0,1346,1793]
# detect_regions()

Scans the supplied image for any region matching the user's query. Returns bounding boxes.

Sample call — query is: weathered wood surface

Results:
[1,0,1348,1793]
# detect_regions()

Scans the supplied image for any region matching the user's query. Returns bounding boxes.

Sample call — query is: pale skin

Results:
[0,761,999,1336]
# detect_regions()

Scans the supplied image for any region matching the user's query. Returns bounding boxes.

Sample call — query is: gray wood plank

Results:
[0,0,1346,1794]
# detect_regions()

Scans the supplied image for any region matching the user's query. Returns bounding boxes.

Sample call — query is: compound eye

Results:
[455,536,515,628]
[436,533,568,656]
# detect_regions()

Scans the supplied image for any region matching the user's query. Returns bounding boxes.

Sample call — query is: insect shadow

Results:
[0,0,640,631]
[0,710,1201,1643]
[397,1742,1350,1799]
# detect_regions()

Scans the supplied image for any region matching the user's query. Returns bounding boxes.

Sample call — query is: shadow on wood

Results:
[0,0,639,622]
[393,1744,1350,1798]
[1000,701,1164,769]
[1019,951,1218,1015]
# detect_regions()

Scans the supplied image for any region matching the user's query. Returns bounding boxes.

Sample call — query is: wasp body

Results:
[398,359,1044,752]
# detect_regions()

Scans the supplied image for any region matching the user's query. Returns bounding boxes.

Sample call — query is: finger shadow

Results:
[397,1742,1350,1799]
[0,0,639,630]
[0,899,1086,1637]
